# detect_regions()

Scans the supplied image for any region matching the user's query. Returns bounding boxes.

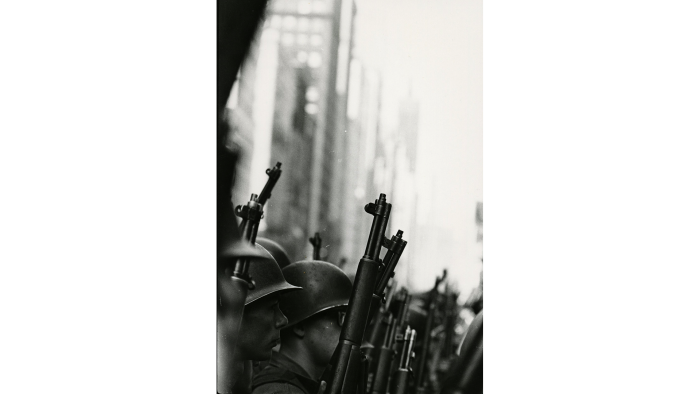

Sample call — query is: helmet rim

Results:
[244,281,302,305]
[282,302,348,328]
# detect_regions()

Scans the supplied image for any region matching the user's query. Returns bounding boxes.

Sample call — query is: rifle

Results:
[414,271,447,394]
[365,231,407,393]
[395,290,412,333]
[360,229,408,388]
[256,162,282,208]
[232,162,282,279]
[441,287,458,360]
[236,162,281,241]
[363,313,390,393]
[364,279,397,375]
[437,285,459,377]
[310,232,322,260]
[389,326,417,394]
[387,289,412,379]
[319,193,406,394]
[439,311,483,394]
[369,288,411,394]
[424,287,459,392]
[369,314,396,394]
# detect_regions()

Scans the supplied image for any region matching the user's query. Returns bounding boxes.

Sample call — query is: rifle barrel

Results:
[257,162,281,207]
[390,327,416,394]
[324,194,392,394]
[310,232,322,260]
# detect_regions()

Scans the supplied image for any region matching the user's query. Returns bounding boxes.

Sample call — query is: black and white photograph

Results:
[217,0,482,393]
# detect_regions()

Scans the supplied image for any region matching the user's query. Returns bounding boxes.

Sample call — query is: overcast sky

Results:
[353,0,483,295]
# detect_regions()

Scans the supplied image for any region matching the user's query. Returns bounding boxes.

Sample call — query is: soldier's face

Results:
[306,309,345,366]
[237,294,288,361]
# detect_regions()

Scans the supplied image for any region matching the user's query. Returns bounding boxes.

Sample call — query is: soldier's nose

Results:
[275,306,288,328]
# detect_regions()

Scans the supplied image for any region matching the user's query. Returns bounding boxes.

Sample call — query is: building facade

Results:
[228,0,356,263]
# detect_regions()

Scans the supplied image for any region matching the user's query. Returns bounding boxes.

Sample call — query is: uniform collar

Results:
[268,350,315,381]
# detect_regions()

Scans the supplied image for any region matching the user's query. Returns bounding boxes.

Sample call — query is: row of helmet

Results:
[239,237,354,327]
[227,236,439,334]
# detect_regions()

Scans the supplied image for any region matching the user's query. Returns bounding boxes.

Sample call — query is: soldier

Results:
[218,240,267,394]
[252,238,294,375]
[252,260,353,394]
[224,244,302,393]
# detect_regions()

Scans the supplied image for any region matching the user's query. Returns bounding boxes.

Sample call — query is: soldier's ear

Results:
[292,323,305,338]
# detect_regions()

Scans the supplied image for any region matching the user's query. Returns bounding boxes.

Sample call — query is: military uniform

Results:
[251,352,319,394]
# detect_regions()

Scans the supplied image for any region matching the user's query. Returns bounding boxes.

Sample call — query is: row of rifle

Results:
[218,161,481,394]
[358,272,465,394]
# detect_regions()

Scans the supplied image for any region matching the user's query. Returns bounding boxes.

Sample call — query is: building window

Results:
[305,103,319,115]
[306,86,320,102]
[298,17,310,31]
[271,15,282,29]
[283,15,297,30]
[310,34,322,47]
[297,51,309,64]
[308,51,322,68]
[313,0,326,13]
[282,33,295,46]
[298,1,312,14]
[284,0,297,13]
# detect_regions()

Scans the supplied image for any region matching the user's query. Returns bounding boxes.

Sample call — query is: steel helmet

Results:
[280,260,353,327]
[245,244,302,305]
[256,237,293,269]
[217,238,276,280]
[219,238,273,262]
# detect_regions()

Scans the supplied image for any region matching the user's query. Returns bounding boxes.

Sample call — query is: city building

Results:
[227,0,356,263]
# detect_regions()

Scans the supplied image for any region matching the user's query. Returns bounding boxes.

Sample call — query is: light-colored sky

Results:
[353,0,483,294]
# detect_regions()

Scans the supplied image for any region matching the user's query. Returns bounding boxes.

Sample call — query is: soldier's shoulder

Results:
[251,381,307,394]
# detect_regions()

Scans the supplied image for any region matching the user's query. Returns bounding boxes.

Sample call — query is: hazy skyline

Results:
[354,0,483,295]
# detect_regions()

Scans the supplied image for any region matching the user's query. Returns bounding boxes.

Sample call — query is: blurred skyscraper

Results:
[227,0,356,263]
[389,93,420,287]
